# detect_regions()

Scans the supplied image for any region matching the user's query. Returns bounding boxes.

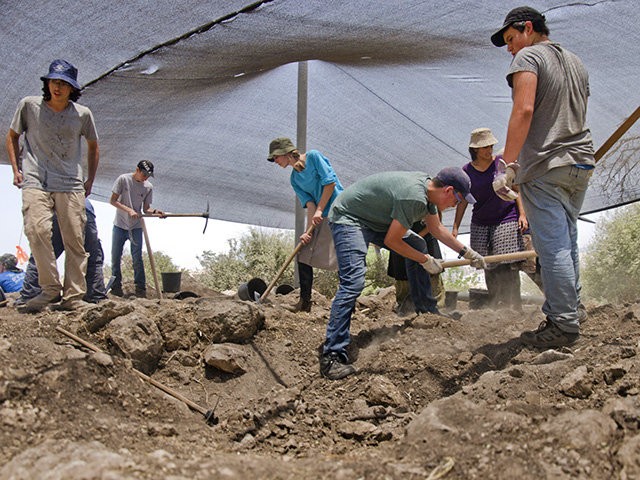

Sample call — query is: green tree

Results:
[582,203,640,303]
[196,227,296,292]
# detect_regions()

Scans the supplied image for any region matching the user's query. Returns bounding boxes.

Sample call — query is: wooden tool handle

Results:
[261,224,316,302]
[441,250,537,269]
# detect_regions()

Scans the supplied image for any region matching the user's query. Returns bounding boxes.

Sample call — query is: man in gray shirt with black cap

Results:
[491,6,595,348]
[109,160,165,298]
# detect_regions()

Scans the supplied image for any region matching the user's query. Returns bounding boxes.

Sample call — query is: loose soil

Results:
[1,276,639,479]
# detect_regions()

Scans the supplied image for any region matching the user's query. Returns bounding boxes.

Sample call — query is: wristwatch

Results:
[458,246,468,259]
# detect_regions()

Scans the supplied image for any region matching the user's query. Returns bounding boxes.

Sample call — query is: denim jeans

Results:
[325,223,437,360]
[520,165,592,333]
[111,226,145,289]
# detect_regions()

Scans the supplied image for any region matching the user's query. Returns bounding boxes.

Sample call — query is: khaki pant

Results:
[22,189,88,302]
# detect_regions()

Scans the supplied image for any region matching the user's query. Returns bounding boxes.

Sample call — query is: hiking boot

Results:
[54,299,92,311]
[110,285,124,297]
[578,303,588,325]
[320,353,356,380]
[520,319,579,348]
[22,292,60,312]
[284,298,312,313]
[135,287,147,299]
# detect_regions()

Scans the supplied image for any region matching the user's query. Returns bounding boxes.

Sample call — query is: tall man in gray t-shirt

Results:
[6,59,99,312]
[491,7,595,347]
[109,161,165,297]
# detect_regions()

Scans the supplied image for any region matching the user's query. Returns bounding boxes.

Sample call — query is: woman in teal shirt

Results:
[268,137,343,312]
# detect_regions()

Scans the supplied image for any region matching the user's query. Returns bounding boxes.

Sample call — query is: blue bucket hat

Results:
[40,59,81,90]
[435,166,476,204]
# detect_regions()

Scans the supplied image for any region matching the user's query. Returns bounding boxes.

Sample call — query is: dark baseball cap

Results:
[435,167,476,204]
[0,253,18,270]
[40,59,81,90]
[137,160,154,177]
[491,6,546,47]
[267,137,296,161]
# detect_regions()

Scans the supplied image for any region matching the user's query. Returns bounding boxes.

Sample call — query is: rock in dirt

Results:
[196,300,264,343]
[106,312,163,374]
[531,349,574,365]
[0,439,134,479]
[602,396,640,431]
[83,300,135,333]
[559,365,593,399]
[337,419,377,439]
[618,433,640,480]
[204,343,250,374]
[366,375,408,409]
[540,410,617,449]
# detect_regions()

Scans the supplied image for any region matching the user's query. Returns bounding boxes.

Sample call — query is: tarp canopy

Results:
[2,0,639,232]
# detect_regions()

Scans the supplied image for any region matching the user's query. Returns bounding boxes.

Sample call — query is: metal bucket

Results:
[161,272,182,293]
[275,284,295,295]
[469,288,490,310]
[444,290,458,310]
[238,277,267,302]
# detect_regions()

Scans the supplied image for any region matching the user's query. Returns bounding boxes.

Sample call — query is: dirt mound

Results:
[1,284,639,479]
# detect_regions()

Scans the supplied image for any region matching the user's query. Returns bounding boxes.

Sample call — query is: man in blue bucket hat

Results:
[6,59,100,312]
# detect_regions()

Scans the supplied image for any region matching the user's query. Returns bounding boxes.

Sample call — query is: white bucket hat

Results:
[469,128,498,149]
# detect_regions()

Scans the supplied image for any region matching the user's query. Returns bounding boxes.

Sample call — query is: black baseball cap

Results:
[137,160,154,177]
[435,167,476,204]
[491,6,546,47]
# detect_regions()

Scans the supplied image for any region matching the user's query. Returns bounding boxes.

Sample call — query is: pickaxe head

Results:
[202,200,210,234]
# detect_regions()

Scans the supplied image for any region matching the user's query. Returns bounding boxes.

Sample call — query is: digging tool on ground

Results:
[441,250,537,269]
[143,200,210,234]
[140,217,162,300]
[259,224,316,304]
[56,326,219,425]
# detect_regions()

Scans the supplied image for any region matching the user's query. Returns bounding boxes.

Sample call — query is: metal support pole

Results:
[294,61,308,288]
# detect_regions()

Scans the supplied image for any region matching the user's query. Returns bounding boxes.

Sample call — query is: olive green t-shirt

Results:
[328,171,437,232]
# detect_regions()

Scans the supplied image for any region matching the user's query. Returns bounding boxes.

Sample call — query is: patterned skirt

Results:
[470,220,524,270]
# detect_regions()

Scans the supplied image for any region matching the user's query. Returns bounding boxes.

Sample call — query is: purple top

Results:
[463,156,518,226]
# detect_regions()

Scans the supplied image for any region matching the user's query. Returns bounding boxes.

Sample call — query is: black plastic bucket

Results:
[161,272,182,293]
[275,284,295,295]
[238,277,267,302]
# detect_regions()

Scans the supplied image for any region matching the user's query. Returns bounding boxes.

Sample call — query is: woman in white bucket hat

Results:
[452,128,528,310]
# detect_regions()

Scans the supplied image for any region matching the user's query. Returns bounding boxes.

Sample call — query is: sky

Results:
[1,164,605,273]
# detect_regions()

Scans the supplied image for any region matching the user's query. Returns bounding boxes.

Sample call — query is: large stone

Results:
[204,343,250,374]
[540,410,617,449]
[106,312,163,374]
[559,365,593,399]
[618,434,640,480]
[196,300,264,343]
[603,396,640,431]
[83,300,135,333]
[366,375,408,408]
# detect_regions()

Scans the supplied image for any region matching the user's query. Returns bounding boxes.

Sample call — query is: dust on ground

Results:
[1,274,639,479]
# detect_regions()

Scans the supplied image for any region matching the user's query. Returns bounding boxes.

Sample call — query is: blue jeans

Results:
[111,226,145,289]
[520,165,592,333]
[325,223,437,360]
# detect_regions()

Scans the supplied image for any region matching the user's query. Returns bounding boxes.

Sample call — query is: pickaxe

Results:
[56,326,219,425]
[144,200,210,234]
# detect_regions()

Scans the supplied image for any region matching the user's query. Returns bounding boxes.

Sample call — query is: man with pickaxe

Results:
[109,160,166,298]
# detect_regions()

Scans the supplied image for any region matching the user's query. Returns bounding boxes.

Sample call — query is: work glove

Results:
[421,255,443,274]
[463,247,487,269]
[492,159,519,201]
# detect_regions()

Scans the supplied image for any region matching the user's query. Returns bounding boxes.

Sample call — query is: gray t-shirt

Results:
[507,42,595,184]
[329,171,437,232]
[10,96,99,192]
[112,173,153,230]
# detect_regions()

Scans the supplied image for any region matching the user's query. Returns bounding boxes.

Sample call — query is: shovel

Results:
[258,224,316,303]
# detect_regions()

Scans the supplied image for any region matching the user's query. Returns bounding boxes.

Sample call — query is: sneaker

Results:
[320,353,356,380]
[578,303,588,325]
[284,298,312,313]
[520,319,579,348]
[110,285,124,297]
[55,299,92,311]
[135,287,147,299]
[22,292,60,312]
